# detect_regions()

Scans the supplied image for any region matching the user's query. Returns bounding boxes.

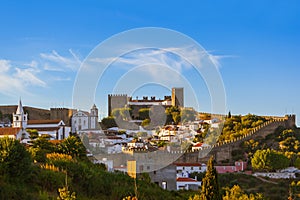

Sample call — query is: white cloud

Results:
[0,59,46,96]
[40,49,81,71]
[0,60,11,72]
[14,68,46,87]
[90,46,228,73]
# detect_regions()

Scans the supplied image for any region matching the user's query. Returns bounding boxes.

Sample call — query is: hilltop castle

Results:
[108,87,184,118]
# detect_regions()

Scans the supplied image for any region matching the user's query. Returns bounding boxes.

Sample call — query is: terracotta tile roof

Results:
[193,143,203,147]
[176,177,198,182]
[27,119,61,125]
[174,163,203,167]
[0,127,22,136]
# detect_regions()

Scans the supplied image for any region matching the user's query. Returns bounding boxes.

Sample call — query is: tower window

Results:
[16,116,19,121]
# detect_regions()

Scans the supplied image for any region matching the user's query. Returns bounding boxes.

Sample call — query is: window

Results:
[16,116,19,121]
[191,167,194,170]
[154,171,156,175]
[162,181,167,190]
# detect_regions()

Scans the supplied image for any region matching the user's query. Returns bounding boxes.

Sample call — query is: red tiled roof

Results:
[176,177,197,182]
[174,163,202,167]
[27,119,61,125]
[193,143,203,147]
[0,127,22,136]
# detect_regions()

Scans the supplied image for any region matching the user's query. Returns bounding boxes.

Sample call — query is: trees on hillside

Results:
[189,157,220,200]
[165,106,181,125]
[251,149,289,171]
[201,157,221,200]
[101,116,117,129]
[223,185,264,200]
[58,136,86,159]
[218,114,267,142]
[0,137,32,180]
[181,108,197,123]
[29,136,55,162]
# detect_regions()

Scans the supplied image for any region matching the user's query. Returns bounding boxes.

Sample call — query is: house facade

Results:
[71,104,99,133]
[27,119,70,140]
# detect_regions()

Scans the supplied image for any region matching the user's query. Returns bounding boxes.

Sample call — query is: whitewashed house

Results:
[176,177,201,190]
[27,119,70,140]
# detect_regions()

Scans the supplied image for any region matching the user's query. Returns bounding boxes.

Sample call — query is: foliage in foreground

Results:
[0,136,184,200]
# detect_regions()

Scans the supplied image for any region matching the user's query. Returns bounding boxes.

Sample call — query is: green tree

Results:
[58,136,86,159]
[181,108,197,123]
[165,106,180,125]
[141,119,150,127]
[201,157,221,200]
[251,149,290,171]
[29,136,55,162]
[27,129,39,139]
[0,137,32,180]
[101,116,117,129]
[228,111,231,119]
[222,185,264,200]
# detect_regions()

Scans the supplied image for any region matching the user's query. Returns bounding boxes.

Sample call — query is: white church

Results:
[71,104,99,133]
[0,100,30,141]
[1,99,71,140]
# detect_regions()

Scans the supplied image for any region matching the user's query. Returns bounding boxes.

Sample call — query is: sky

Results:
[0,0,299,125]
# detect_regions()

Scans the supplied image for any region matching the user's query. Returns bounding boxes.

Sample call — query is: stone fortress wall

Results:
[177,114,296,163]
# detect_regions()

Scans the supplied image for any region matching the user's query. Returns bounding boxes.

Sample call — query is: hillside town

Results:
[0,87,299,195]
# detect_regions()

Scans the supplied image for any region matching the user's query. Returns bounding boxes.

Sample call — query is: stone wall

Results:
[177,115,296,164]
[0,105,50,121]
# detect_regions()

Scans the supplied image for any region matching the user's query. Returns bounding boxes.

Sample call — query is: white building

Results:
[0,100,30,142]
[10,99,70,140]
[176,177,201,190]
[12,99,28,129]
[0,127,29,141]
[175,163,207,178]
[71,104,99,133]
[27,119,70,140]
[174,162,206,190]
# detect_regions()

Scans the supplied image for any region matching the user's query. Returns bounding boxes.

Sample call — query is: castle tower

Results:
[108,94,128,116]
[171,87,184,107]
[90,104,98,129]
[13,99,28,129]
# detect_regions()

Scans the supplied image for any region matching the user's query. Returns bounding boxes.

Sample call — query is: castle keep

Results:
[108,87,184,118]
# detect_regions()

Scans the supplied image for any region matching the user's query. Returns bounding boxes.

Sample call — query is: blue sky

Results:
[0,0,299,125]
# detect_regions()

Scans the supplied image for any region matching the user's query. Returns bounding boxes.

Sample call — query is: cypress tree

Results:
[201,157,221,200]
